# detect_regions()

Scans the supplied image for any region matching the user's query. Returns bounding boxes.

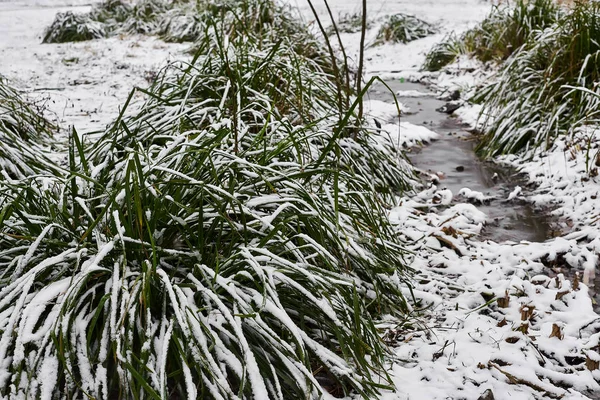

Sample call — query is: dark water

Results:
[368,80,550,243]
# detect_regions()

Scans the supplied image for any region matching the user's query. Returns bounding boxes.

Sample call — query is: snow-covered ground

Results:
[0,0,188,132]
[368,95,600,399]
[2,0,600,399]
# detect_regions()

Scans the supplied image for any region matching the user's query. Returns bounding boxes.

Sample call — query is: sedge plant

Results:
[475,0,600,157]
[1,0,415,399]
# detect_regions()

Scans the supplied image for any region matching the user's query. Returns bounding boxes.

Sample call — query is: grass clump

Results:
[0,77,62,178]
[422,33,466,72]
[476,0,600,157]
[157,9,204,42]
[422,0,559,71]
[42,11,105,43]
[1,1,414,399]
[90,0,132,24]
[121,0,172,35]
[43,0,171,42]
[329,12,373,34]
[374,13,436,45]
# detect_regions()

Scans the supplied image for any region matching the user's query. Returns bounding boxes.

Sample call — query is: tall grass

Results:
[1,0,414,398]
[423,0,559,71]
[375,14,436,45]
[0,77,62,179]
[475,0,600,157]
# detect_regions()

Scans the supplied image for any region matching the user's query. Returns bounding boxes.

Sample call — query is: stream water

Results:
[369,80,600,311]
[370,81,550,243]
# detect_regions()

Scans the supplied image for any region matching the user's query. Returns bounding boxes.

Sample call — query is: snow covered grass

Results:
[374,14,437,46]
[98,0,169,35]
[475,0,600,158]
[42,10,106,43]
[463,0,558,63]
[42,0,326,47]
[422,33,466,72]
[0,0,416,398]
[0,77,63,179]
[423,0,600,159]
[331,12,373,34]
[423,0,559,72]
[43,0,174,43]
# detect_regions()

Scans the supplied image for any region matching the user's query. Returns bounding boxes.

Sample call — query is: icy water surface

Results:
[369,80,550,243]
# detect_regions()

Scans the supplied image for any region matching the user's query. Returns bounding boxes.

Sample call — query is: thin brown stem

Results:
[356,0,367,136]
[322,1,351,109]
[304,0,344,119]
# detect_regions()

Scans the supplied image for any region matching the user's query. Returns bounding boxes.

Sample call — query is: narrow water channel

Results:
[369,80,550,243]
[369,80,600,311]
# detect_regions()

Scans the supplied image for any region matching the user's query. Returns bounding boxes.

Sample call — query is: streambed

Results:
[369,80,600,309]
[371,80,550,243]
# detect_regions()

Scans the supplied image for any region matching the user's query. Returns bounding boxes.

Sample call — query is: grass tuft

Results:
[42,11,106,43]
[375,13,436,45]
[475,0,600,157]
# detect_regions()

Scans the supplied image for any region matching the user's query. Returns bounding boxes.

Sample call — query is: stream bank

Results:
[369,80,600,311]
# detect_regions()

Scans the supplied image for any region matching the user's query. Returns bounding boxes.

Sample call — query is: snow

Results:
[378,121,439,148]
[507,185,522,201]
[458,187,494,203]
[396,89,435,98]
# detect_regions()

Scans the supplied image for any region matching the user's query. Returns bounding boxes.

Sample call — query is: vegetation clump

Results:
[331,12,373,34]
[422,0,559,71]
[422,33,466,72]
[90,0,133,25]
[375,13,436,45]
[157,8,204,42]
[42,11,105,43]
[43,0,327,46]
[124,0,170,34]
[1,1,414,399]
[476,0,600,157]
[0,77,61,178]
